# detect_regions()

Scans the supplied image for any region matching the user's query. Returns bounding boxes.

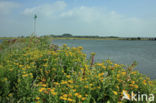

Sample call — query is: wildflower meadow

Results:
[0,36,155,103]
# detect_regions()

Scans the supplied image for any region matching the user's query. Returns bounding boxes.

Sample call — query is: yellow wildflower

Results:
[63,44,67,47]
[121,72,126,75]
[78,46,83,50]
[39,88,45,92]
[113,91,118,95]
[36,97,40,100]
[98,73,104,77]
[74,93,79,96]
[43,63,48,67]
[73,89,76,92]
[131,81,135,84]
[42,78,46,82]
[116,86,119,89]
[50,89,54,93]
[131,71,137,74]
[42,84,46,87]
[62,81,67,84]
[44,90,49,94]
[51,92,57,96]
[22,74,28,77]
[60,96,64,100]
[96,63,103,66]
[102,65,106,69]
[96,86,100,89]
[66,75,70,78]
[68,80,73,83]
[82,97,86,101]
[54,82,59,85]
[68,85,74,88]
[84,85,89,88]
[134,85,138,88]
[63,97,67,100]
[77,94,82,98]
[67,98,73,102]
[143,80,147,85]
[63,94,68,97]
[117,74,120,78]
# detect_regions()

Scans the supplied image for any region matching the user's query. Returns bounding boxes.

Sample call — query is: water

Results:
[52,39,156,79]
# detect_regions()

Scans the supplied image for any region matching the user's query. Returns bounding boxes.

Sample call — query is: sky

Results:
[0,0,156,37]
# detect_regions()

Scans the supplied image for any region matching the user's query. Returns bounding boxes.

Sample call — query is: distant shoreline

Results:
[51,37,156,40]
[0,36,156,41]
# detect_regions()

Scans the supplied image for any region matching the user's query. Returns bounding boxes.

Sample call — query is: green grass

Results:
[152,80,156,94]
[0,37,16,40]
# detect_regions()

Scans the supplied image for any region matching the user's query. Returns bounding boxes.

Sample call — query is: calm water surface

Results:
[53,39,156,79]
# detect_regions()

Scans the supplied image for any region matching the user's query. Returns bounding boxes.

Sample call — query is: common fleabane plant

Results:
[0,36,154,103]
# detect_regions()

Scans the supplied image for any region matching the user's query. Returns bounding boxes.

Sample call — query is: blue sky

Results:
[0,0,156,37]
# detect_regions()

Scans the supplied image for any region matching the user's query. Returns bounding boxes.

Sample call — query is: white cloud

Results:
[22,2,155,37]
[0,1,20,15]
[60,6,102,23]
[23,1,66,17]
[57,6,156,37]
[1,1,156,37]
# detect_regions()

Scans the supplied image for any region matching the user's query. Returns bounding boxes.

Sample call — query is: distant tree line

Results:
[50,33,119,38]
[1,34,156,41]
[123,37,156,40]
[49,33,156,40]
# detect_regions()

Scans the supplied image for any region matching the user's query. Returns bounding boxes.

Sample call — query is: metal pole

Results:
[34,14,37,35]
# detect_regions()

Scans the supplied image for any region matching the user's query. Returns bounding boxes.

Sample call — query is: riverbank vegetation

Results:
[0,36,155,103]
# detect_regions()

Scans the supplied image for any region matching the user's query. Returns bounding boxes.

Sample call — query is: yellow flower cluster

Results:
[0,37,153,103]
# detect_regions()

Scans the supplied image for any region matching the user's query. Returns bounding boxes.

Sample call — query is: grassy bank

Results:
[51,37,122,40]
[0,37,16,40]
[0,36,155,103]
[152,80,156,94]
